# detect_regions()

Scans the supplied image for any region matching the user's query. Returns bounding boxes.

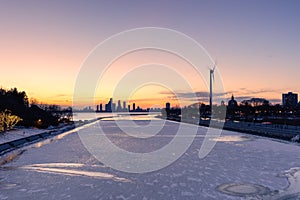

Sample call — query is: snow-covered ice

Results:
[0,115,300,199]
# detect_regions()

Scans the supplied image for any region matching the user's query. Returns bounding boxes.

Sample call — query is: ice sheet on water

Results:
[0,118,300,199]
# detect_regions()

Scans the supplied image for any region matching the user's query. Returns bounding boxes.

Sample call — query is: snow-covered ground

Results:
[0,124,74,146]
[0,127,51,145]
[0,116,300,199]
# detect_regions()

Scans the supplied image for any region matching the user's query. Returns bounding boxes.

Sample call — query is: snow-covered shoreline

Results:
[0,124,77,155]
[0,116,107,155]
[0,124,72,146]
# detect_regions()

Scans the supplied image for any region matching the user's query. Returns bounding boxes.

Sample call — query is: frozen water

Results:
[0,115,299,199]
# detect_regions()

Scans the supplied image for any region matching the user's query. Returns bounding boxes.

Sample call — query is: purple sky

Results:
[0,0,299,106]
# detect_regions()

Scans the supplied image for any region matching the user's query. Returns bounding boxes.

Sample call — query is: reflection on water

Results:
[211,135,253,142]
[100,112,161,121]
[30,125,91,150]
[0,183,18,190]
[20,163,131,182]
[73,112,161,121]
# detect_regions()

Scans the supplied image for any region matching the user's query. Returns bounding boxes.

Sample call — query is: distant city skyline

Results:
[1,1,299,108]
[81,91,298,113]
[94,98,162,112]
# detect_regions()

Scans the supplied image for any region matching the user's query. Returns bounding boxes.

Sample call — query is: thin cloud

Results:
[160,91,229,99]
[238,88,281,95]
[52,94,72,98]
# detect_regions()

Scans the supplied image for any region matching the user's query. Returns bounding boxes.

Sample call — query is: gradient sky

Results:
[1,0,299,108]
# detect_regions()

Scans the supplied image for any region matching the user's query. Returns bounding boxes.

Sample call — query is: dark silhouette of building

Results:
[227,95,238,119]
[133,103,136,111]
[282,92,298,109]
[105,98,113,112]
[117,100,122,112]
[221,100,225,106]
[100,104,103,112]
[228,95,238,108]
[123,101,126,111]
[166,102,170,110]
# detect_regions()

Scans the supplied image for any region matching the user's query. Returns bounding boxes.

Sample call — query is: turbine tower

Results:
[209,64,216,115]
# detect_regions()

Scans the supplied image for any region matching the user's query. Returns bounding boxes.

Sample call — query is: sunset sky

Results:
[1,0,299,108]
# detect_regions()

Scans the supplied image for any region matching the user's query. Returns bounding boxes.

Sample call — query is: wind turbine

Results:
[209,62,216,115]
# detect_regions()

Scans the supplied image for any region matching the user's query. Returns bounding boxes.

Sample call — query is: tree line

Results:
[163,98,300,126]
[0,88,61,132]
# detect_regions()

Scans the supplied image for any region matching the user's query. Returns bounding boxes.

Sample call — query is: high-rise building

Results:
[112,103,116,112]
[282,92,298,108]
[133,103,136,111]
[96,105,99,112]
[117,100,122,112]
[105,98,113,112]
[166,102,170,110]
[128,105,130,111]
[123,101,126,110]
[100,104,103,112]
